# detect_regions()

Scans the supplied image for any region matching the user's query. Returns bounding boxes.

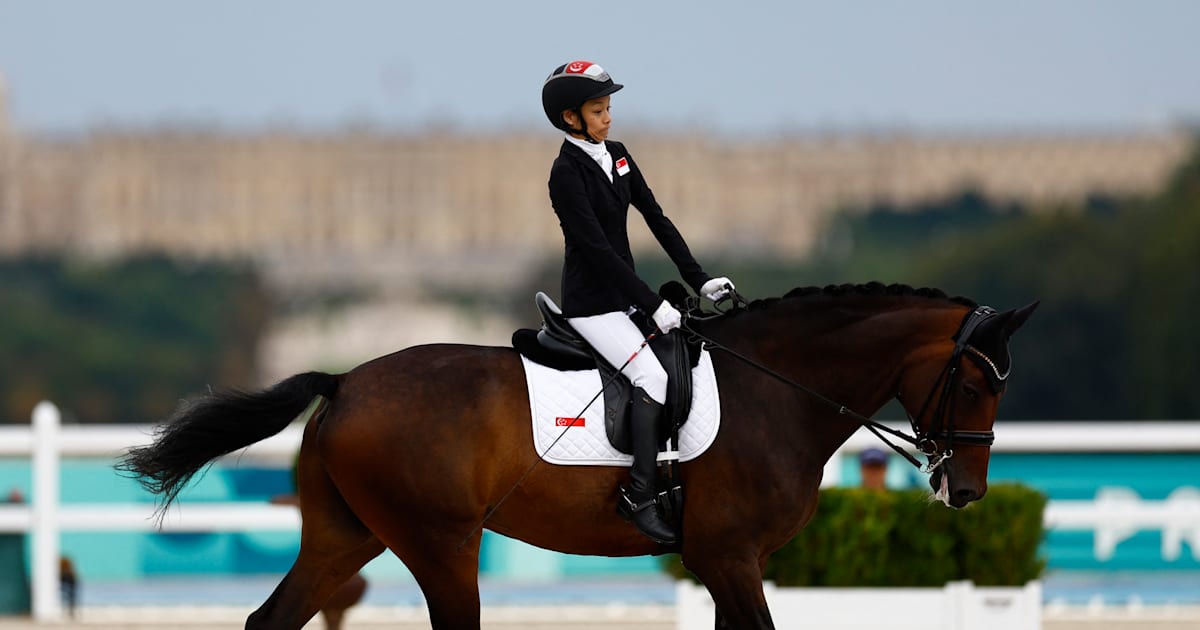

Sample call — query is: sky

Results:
[1,1,1198,136]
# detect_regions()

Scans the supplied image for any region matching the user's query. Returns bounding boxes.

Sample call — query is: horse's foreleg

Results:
[688,554,776,630]
[712,551,776,629]
[245,419,385,630]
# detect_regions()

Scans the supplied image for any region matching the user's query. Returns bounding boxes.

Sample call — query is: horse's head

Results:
[897,301,1038,508]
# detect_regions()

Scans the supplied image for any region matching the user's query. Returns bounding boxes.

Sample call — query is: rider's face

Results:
[562,95,611,142]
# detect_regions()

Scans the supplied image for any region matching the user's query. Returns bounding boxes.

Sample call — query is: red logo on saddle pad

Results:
[555,417,585,427]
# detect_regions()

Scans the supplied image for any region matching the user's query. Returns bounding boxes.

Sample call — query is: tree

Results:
[0,254,271,424]
[922,140,1200,419]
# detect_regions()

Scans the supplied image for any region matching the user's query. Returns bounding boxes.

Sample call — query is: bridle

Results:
[682,295,1009,473]
[900,305,1007,472]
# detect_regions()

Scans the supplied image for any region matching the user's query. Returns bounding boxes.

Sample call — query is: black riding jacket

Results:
[548,139,711,318]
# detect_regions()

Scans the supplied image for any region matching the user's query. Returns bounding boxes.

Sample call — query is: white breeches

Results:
[567,310,668,404]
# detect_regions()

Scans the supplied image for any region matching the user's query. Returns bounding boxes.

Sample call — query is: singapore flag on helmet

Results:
[565,61,610,81]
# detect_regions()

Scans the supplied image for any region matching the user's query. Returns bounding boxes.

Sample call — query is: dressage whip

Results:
[456,331,659,552]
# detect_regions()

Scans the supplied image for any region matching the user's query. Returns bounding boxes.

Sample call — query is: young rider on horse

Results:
[541,60,735,545]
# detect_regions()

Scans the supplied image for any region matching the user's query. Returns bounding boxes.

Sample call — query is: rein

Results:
[683,292,1003,472]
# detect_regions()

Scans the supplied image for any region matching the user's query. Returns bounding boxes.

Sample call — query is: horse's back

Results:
[328,342,526,436]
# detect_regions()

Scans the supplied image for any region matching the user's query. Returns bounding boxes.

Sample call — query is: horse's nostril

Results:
[954,488,978,503]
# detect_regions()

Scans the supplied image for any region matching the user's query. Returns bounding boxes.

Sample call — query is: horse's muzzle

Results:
[931,469,985,508]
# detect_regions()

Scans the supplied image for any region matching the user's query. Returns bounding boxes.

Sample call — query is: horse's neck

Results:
[711,300,959,464]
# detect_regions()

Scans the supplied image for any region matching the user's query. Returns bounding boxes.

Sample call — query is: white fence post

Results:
[675,580,1042,629]
[31,401,62,621]
[944,580,970,629]
[675,581,712,630]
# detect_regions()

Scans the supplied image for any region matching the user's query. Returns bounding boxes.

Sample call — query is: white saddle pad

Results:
[520,349,721,466]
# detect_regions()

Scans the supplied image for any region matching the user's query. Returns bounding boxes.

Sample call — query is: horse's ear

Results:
[972,300,1038,347]
[1001,301,1039,339]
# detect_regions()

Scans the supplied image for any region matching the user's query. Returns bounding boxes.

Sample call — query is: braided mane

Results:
[740,281,977,312]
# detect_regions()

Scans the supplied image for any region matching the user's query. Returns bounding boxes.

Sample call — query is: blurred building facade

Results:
[0,79,1192,290]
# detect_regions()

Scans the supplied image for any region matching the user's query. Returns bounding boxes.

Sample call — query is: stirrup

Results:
[618,487,658,514]
[617,487,677,545]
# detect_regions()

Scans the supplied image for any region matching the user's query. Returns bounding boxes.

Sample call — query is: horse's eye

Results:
[963,383,980,402]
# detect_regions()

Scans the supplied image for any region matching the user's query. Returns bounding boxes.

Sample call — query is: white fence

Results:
[677,580,1043,630]
[3,402,1200,622]
[0,402,304,621]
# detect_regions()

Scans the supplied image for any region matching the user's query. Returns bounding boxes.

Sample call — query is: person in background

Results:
[859,448,890,490]
[59,556,78,618]
[2,488,78,615]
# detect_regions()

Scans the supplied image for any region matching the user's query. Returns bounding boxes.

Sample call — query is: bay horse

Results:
[119,282,1037,629]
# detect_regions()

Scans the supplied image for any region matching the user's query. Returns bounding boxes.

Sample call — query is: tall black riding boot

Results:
[617,388,678,545]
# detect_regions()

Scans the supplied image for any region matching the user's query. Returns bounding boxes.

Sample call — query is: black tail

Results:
[117,371,338,514]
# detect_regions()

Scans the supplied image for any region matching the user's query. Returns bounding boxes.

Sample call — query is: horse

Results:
[119,282,1037,629]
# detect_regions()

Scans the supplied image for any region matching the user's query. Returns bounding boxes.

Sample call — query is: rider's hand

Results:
[701,277,736,302]
[651,300,683,333]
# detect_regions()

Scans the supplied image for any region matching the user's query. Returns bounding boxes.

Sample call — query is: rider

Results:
[541,60,735,544]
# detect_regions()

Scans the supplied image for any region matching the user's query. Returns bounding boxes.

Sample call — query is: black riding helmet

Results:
[542,61,623,142]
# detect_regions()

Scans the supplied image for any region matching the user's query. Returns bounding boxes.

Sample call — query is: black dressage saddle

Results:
[511,292,697,454]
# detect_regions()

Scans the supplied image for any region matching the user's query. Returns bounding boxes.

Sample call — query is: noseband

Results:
[904,306,1007,472]
[684,297,1009,472]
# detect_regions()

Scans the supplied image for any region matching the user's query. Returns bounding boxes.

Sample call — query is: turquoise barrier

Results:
[840,452,1200,571]
[0,457,656,581]
[2,452,1197,582]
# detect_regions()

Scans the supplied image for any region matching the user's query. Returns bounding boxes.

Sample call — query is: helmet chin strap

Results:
[566,108,601,144]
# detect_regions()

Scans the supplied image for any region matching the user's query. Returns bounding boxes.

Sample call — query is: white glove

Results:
[700,277,736,302]
[651,300,682,333]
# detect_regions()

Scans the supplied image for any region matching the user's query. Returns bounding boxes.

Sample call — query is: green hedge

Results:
[663,483,1046,587]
